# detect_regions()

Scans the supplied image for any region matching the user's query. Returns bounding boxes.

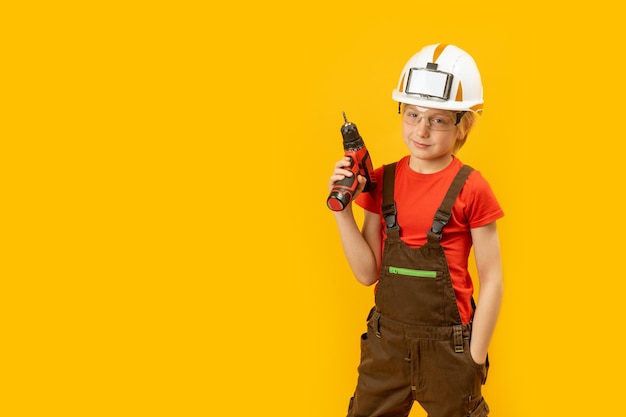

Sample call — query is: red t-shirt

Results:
[355,155,504,324]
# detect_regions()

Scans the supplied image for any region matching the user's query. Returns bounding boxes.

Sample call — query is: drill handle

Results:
[357,149,377,193]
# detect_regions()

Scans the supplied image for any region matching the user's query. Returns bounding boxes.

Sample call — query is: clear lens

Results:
[402,110,457,131]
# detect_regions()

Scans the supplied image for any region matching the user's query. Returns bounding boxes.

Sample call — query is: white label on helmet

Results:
[406,68,452,100]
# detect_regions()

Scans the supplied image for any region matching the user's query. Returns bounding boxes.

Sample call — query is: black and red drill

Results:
[327,112,377,211]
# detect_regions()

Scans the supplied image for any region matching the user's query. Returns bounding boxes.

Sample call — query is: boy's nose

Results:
[415,119,430,136]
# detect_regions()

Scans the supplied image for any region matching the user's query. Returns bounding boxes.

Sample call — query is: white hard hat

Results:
[392,43,484,113]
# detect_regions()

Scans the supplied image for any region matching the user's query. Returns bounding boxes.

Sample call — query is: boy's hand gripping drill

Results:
[327,112,377,211]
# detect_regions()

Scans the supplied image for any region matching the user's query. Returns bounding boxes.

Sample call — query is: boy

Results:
[329,43,503,417]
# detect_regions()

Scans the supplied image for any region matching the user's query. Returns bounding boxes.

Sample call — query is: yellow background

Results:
[2,1,624,416]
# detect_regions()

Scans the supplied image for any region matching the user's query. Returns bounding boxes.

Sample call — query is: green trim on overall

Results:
[388,266,438,278]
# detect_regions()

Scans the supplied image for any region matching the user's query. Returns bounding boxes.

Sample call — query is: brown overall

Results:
[346,163,490,417]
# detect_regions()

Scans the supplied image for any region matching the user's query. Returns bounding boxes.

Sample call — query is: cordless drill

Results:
[327,112,377,211]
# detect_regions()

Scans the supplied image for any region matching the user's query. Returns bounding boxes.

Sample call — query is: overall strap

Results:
[381,162,399,234]
[427,165,474,242]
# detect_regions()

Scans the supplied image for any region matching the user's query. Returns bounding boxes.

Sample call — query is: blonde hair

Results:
[453,111,478,154]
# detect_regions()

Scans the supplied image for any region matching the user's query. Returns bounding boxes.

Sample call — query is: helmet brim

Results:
[392,90,483,113]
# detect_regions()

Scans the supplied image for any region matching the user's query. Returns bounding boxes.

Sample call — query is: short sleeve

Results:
[464,170,504,228]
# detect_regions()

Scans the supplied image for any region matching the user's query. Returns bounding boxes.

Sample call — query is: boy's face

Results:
[401,105,462,163]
